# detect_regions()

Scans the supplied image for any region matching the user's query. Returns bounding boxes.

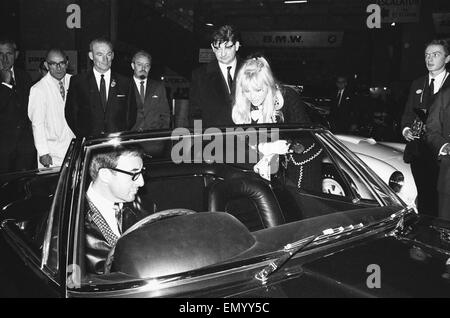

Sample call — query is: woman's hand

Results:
[258,140,292,155]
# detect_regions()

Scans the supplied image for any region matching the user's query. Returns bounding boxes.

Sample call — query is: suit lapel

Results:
[143,80,158,117]
[86,197,119,247]
[107,73,118,110]
[207,61,229,100]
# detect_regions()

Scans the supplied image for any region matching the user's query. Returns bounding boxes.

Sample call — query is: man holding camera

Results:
[401,39,450,216]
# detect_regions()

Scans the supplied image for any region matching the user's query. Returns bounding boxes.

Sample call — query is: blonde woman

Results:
[232,56,310,125]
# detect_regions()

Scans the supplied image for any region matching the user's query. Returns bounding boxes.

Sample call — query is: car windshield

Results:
[70,126,406,294]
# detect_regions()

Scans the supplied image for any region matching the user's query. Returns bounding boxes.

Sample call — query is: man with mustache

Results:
[129,50,170,131]
[84,145,150,275]
[65,38,136,138]
[401,39,450,216]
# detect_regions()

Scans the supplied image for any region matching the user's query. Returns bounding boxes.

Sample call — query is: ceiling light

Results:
[284,0,308,4]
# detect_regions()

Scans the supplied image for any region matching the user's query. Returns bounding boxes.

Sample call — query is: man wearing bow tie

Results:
[28,48,75,168]
[189,24,243,127]
[129,50,170,131]
[85,145,150,275]
[65,38,136,138]
[0,38,36,174]
[402,39,450,216]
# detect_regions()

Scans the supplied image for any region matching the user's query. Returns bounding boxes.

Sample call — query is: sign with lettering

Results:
[432,12,450,34]
[377,0,421,23]
[241,31,344,48]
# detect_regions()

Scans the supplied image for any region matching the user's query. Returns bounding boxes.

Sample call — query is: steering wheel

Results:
[104,208,196,274]
[121,208,197,237]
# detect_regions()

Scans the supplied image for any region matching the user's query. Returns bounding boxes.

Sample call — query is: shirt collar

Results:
[133,76,147,87]
[93,68,111,81]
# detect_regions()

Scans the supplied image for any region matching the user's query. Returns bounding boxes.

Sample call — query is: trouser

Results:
[410,142,439,216]
[438,192,450,221]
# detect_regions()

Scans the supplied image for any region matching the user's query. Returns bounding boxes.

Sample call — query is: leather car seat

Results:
[208,176,285,231]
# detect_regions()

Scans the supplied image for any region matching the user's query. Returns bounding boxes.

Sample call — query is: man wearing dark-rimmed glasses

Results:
[84,145,150,274]
[189,24,243,127]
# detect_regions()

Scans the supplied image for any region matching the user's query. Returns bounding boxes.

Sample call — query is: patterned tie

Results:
[100,74,107,108]
[227,66,233,93]
[59,80,65,100]
[114,203,123,235]
[140,80,145,103]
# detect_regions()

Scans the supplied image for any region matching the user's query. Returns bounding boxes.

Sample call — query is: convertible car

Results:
[0,125,449,298]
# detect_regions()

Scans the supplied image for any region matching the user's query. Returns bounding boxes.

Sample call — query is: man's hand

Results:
[39,154,53,167]
[403,127,417,142]
[441,144,450,156]
[258,140,292,155]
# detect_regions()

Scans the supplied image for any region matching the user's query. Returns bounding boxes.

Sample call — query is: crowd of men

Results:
[0,37,170,174]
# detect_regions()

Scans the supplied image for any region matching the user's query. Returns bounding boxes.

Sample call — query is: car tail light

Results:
[389,171,404,193]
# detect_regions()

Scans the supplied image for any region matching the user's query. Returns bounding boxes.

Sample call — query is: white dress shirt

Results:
[133,77,147,97]
[93,68,111,100]
[218,59,237,93]
[429,69,448,94]
[28,73,75,167]
[86,183,121,237]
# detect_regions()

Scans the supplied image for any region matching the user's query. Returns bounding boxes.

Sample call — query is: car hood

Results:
[233,216,450,298]
[335,135,405,162]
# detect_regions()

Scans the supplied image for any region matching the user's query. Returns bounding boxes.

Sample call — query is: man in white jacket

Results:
[28,48,75,168]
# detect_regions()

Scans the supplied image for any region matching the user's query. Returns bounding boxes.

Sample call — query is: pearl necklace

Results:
[286,143,323,188]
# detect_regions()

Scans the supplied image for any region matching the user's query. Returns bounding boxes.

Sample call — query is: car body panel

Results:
[335,134,417,209]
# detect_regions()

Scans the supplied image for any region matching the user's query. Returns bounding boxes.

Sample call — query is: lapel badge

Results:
[416,89,422,94]
[111,79,116,88]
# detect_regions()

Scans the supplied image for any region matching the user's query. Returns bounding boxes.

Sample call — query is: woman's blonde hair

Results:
[232,56,284,124]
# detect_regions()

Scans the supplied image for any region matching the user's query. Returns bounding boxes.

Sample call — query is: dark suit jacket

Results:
[401,74,450,130]
[329,87,356,131]
[189,58,242,127]
[426,86,450,194]
[84,196,151,275]
[0,68,33,142]
[129,78,170,131]
[65,70,135,138]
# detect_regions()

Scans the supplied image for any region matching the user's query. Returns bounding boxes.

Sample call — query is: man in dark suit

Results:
[189,24,242,127]
[402,39,450,216]
[329,75,356,133]
[129,50,170,131]
[65,38,135,138]
[0,38,36,174]
[84,145,150,275]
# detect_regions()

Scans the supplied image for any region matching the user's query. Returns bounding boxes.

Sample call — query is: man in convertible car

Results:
[84,145,149,275]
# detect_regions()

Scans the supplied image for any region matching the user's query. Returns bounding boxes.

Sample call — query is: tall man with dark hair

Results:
[402,39,450,216]
[65,38,135,138]
[129,50,170,131]
[0,38,35,174]
[189,24,242,127]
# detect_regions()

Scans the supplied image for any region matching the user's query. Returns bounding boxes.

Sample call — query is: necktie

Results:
[100,74,107,108]
[114,203,122,235]
[227,66,233,93]
[337,89,343,106]
[139,80,145,103]
[429,78,435,96]
[59,80,65,100]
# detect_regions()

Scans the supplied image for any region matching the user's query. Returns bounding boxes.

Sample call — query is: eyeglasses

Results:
[47,61,68,68]
[109,167,146,181]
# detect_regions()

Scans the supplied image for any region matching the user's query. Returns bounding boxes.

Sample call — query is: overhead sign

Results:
[199,48,215,63]
[25,50,78,82]
[241,31,343,48]
[377,0,421,23]
[432,12,450,34]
